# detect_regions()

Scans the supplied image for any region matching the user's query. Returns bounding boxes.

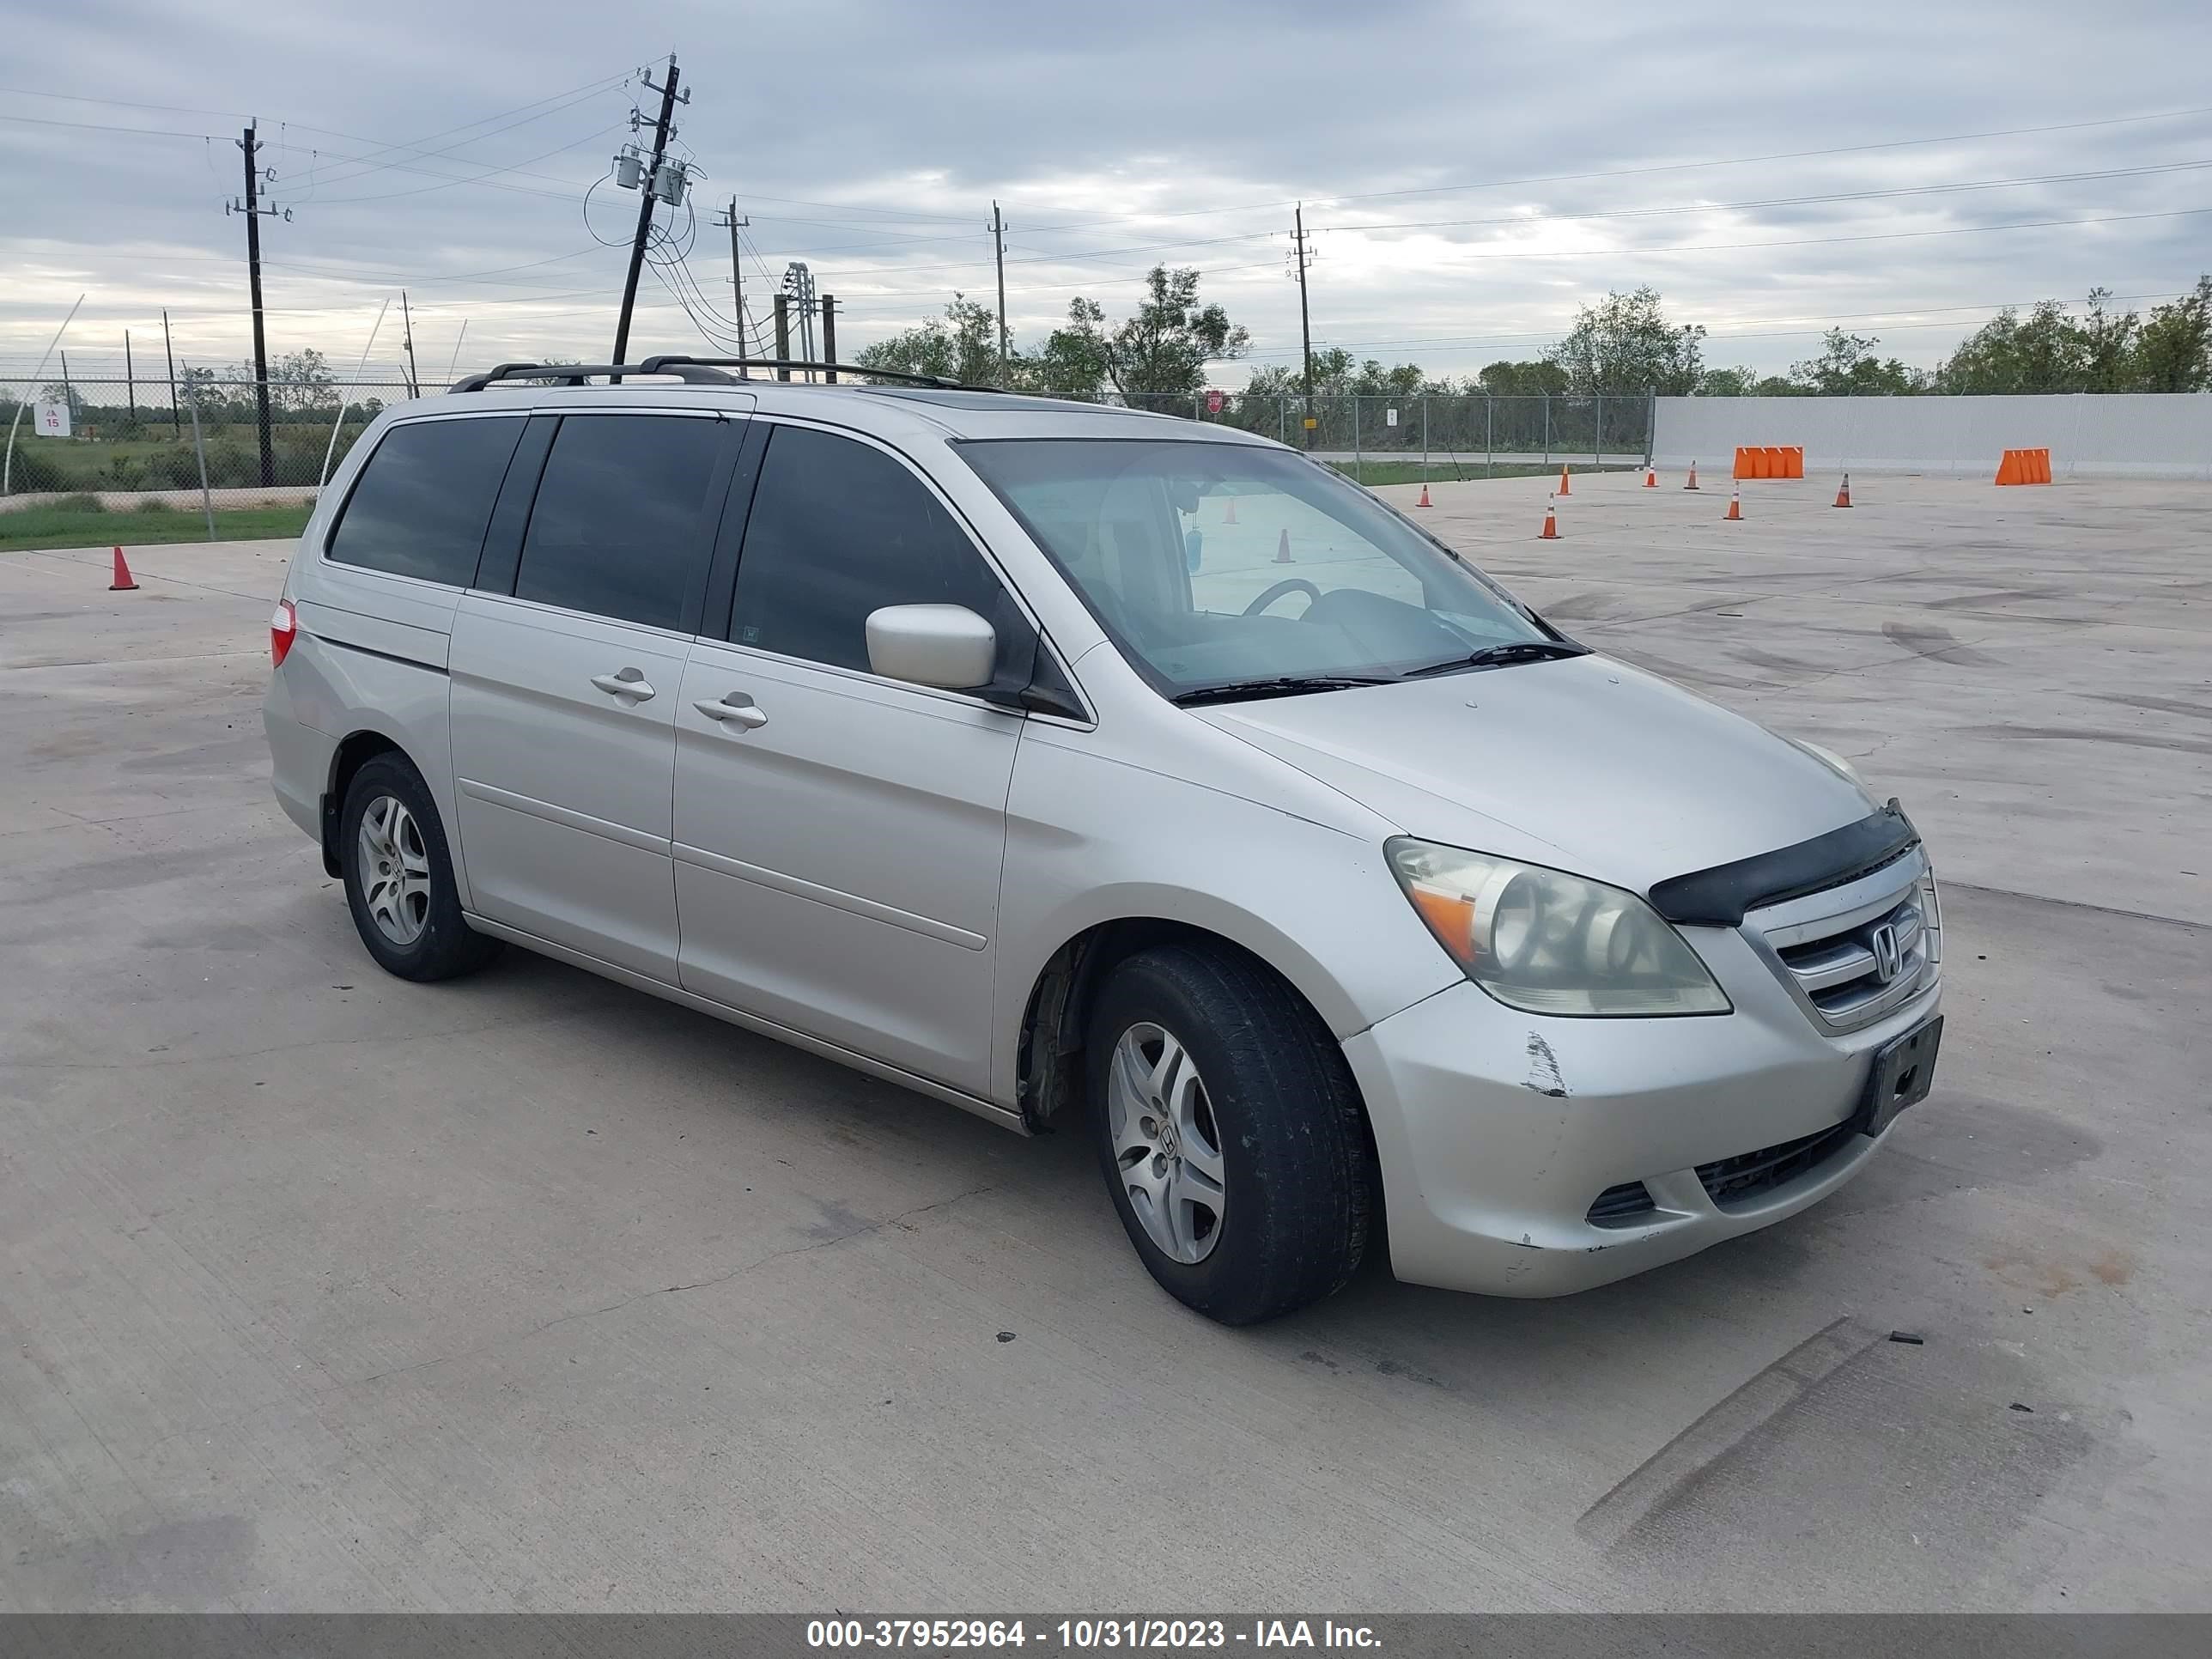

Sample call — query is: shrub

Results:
[203,446,257,488]
[136,495,173,514]
[58,492,106,514]
[158,447,206,489]
[4,447,66,494]
[104,453,147,489]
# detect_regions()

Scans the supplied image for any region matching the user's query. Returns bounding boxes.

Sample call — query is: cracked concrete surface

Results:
[2,474,2207,1611]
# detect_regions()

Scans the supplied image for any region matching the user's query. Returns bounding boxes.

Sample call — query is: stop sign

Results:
[1206,390,1224,415]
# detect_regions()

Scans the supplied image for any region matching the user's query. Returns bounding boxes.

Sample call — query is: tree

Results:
[1547,286,1705,393]
[1243,351,1449,399]
[1476,359,1569,398]
[2078,289,2141,392]
[270,349,337,415]
[1788,329,1926,396]
[175,365,222,411]
[2130,276,2212,392]
[1692,365,1759,397]
[1937,300,2086,393]
[854,293,1003,386]
[1055,265,1249,399]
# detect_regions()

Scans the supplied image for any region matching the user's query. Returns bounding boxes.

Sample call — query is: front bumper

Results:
[1343,923,1940,1297]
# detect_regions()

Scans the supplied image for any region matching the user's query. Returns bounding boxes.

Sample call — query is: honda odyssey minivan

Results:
[264,357,1942,1325]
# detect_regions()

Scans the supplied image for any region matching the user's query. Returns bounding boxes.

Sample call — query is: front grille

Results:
[1697,1116,1860,1207]
[1752,858,1939,1031]
[1586,1181,1656,1226]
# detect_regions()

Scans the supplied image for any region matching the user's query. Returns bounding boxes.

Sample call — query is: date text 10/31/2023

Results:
[806,1619,1383,1650]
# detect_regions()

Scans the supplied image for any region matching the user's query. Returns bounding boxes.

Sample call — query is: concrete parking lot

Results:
[2,470,2206,1612]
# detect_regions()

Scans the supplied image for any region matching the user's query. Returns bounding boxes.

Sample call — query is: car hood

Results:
[1191,653,1875,895]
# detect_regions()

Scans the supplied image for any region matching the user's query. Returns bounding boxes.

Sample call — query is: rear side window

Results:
[513,414,724,630]
[326,416,525,585]
[731,424,1012,673]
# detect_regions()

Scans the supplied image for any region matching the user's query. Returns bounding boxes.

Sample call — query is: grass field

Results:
[3,425,373,492]
[0,499,313,553]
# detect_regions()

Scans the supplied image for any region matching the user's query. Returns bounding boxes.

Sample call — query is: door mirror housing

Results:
[865,604,997,690]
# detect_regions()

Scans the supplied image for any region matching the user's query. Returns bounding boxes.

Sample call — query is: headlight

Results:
[1386,838,1731,1017]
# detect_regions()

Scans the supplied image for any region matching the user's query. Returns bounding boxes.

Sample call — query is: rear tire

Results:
[338,754,500,982]
[1086,943,1371,1325]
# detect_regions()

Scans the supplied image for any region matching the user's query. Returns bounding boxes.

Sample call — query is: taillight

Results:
[270,599,297,667]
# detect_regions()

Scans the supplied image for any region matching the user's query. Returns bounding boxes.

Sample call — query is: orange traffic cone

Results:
[1684,460,1701,490]
[1273,528,1293,564]
[1539,495,1559,539]
[1416,483,1431,507]
[1643,466,1657,488]
[1223,495,1237,525]
[109,546,139,591]
[1556,465,1571,496]
[1723,484,1742,521]
[1833,473,1852,508]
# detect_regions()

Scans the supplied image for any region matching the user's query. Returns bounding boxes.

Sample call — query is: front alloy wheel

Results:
[1107,1022,1228,1264]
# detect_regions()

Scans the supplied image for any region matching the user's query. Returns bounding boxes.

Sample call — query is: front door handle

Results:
[694,694,768,730]
[591,667,655,701]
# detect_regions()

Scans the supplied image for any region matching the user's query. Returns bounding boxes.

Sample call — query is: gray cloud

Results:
[4,0,2209,385]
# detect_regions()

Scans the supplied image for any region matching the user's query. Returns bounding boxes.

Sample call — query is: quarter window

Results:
[730,424,1015,675]
[326,416,525,586]
[513,414,725,630]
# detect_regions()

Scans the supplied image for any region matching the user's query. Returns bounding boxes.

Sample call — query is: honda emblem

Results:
[1869,922,1903,983]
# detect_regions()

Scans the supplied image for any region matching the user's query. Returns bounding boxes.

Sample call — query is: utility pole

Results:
[820,295,837,382]
[232,124,278,488]
[714,199,750,357]
[400,291,422,397]
[125,331,136,422]
[772,294,791,382]
[161,309,180,436]
[989,200,1009,379]
[612,55,684,371]
[781,264,817,380]
[1291,203,1317,450]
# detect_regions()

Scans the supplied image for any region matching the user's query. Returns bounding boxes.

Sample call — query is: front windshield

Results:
[957,438,1555,698]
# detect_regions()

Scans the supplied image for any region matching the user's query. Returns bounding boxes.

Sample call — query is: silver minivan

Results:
[264,360,1942,1324]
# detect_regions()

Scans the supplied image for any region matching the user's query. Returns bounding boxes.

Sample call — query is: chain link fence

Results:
[3,380,1657,504]
[1120,391,1656,477]
[2,378,428,501]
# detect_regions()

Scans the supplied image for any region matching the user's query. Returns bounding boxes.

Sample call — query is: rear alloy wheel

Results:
[356,793,430,948]
[1087,943,1372,1325]
[339,754,501,982]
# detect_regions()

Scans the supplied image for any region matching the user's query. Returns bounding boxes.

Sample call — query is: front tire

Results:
[1086,944,1372,1325]
[338,754,500,981]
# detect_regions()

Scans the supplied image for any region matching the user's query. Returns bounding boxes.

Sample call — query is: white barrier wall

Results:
[1652,394,2212,480]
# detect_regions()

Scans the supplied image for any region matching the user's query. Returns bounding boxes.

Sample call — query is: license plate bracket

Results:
[1863,1014,1942,1136]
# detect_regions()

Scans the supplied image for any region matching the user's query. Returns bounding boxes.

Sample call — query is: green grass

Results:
[0,501,313,553]
[1325,459,1644,487]
[3,426,374,491]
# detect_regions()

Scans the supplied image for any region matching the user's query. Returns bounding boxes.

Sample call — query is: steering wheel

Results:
[1243,578,1322,617]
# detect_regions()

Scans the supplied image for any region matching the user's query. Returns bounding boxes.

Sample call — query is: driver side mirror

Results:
[865,604,997,690]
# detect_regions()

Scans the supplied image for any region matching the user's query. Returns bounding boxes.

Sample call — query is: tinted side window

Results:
[731,425,1012,674]
[513,414,724,630]
[326,416,524,585]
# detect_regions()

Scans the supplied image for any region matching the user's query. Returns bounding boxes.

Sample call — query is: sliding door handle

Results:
[694,695,768,730]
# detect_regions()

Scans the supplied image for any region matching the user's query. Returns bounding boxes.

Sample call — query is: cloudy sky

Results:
[4,0,2209,391]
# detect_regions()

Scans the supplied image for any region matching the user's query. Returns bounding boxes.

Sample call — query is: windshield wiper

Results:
[1401,640,1589,678]
[1171,674,1396,707]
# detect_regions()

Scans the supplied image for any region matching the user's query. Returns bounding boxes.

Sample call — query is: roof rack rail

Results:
[637,355,1007,392]
[448,361,740,393]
